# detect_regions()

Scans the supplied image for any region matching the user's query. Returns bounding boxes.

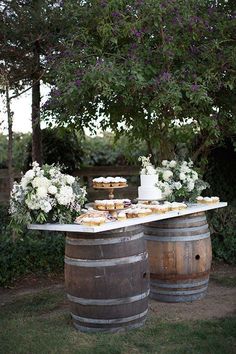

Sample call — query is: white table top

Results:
[28,202,227,233]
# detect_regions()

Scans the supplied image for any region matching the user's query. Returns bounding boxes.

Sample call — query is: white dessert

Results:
[138,174,162,200]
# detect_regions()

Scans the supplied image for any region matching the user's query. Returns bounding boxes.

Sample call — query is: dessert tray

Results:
[93,185,128,199]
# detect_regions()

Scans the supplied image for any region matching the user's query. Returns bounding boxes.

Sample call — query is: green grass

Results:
[210,274,236,287]
[0,289,236,354]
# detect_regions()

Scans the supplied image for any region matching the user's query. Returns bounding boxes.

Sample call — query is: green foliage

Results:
[81,133,147,166]
[24,128,84,173]
[44,0,236,162]
[208,207,236,264]
[0,229,65,286]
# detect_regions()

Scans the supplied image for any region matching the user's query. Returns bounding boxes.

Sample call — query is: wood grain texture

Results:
[65,225,149,333]
[144,212,212,302]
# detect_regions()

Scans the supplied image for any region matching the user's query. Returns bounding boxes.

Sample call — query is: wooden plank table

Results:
[28,202,227,233]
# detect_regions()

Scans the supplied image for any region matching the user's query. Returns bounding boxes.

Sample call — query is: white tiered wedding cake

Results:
[138,156,162,200]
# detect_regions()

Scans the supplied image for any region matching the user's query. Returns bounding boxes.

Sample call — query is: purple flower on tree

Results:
[51,88,61,97]
[191,84,200,92]
[75,79,81,88]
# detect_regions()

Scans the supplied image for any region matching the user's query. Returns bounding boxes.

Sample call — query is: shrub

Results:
[208,206,236,264]
[0,230,65,286]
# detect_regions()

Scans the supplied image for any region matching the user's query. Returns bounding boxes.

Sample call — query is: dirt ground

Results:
[0,263,236,322]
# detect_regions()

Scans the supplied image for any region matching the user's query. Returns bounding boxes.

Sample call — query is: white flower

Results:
[162,160,168,167]
[32,161,39,168]
[37,186,48,198]
[192,171,198,181]
[180,165,190,173]
[163,182,172,196]
[179,172,186,181]
[169,160,177,168]
[21,177,29,189]
[187,181,195,191]
[32,176,51,189]
[162,170,173,181]
[48,185,57,195]
[40,200,52,213]
[25,169,35,180]
[56,186,74,205]
[174,182,182,190]
[146,166,156,175]
[66,175,75,185]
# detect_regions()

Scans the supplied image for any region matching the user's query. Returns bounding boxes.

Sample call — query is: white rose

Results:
[40,201,52,213]
[48,185,57,195]
[66,175,75,185]
[21,177,29,189]
[37,186,48,198]
[162,160,168,167]
[179,172,186,181]
[174,182,182,190]
[187,181,195,191]
[24,169,35,180]
[169,160,177,168]
[163,170,173,181]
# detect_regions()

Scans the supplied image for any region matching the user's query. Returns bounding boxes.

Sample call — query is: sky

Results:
[0,84,50,134]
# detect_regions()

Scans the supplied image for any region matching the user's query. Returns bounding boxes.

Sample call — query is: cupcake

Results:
[113,177,121,187]
[82,217,106,226]
[119,177,127,187]
[114,199,124,209]
[212,196,220,203]
[117,212,127,221]
[106,200,115,210]
[196,196,204,204]
[95,200,107,210]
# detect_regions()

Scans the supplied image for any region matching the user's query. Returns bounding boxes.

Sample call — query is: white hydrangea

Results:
[174,181,182,190]
[40,200,52,213]
[169,160,177,168]
[25,169,35,180]
[162,160,169,167]
[163,182,172,196]
[192,171,198,181]
[56,186,74,205]
[32,176,51,189]
[21,177,29,190]
[179,172,186,181]
[162,170,173,181]
[48,185,57,195]
[37,186,48,198]
[187,181,195,191]
[66,175,75,185]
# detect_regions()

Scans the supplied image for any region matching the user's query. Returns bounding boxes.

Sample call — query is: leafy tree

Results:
[44,0,236,164]
[0,0,67,164]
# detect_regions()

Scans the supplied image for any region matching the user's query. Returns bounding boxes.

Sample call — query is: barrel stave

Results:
[65,225,149,332]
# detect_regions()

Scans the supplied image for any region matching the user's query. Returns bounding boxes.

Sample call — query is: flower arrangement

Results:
[138,155,157,175]
[156,159,209,202]
[10,162,86,226]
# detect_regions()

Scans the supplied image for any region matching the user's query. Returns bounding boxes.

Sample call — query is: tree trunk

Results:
[6,83,14,194]
[31,41,42,165]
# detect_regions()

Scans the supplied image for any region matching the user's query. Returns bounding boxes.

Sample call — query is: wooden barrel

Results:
[65,225,149,333]
[144,212,212,302]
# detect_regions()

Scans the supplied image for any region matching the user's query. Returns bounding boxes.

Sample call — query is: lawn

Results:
[0,288,235,354]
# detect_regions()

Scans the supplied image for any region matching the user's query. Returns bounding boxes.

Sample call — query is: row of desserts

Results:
[93,177,127,188]
[95,199,131,210]
[197,196,220,204]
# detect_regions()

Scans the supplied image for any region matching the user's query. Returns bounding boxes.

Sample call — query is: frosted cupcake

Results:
[119,177,127,187]
[95,200,107,210]
[117,212,127,221]
[106,200,115,210]
[114,199,124,209]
